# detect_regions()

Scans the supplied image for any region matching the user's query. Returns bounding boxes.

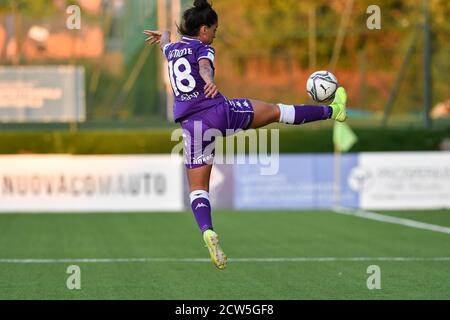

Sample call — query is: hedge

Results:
[0,126,448,155]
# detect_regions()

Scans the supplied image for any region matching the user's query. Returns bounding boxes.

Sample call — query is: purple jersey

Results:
[163,36,226,122]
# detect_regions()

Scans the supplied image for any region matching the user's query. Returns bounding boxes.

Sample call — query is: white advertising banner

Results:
[350,152,450,210]
[0,155,184,213]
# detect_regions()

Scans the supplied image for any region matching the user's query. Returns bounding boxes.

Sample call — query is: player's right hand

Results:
[143,30,162,44]
[204,82,219,98]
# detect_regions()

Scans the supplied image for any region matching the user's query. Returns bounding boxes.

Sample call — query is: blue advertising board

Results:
[234,154,359,209]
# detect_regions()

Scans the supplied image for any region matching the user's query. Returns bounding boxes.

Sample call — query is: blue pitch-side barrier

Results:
[183,152,450,211]
[234,154,359,210]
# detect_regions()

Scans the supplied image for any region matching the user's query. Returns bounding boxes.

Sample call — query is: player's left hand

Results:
[204,82,219,98]
[143,30,162,44]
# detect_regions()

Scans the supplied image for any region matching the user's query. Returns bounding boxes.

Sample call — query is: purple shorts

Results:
[180,98,254,169]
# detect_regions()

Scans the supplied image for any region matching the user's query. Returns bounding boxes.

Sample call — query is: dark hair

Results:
[178,0,218,37]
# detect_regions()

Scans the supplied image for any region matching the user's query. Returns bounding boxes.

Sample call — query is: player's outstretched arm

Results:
[143,30,171,52]
[199,59,218,98]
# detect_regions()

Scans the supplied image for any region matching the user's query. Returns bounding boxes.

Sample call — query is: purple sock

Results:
[278,104,333,125]
[190,190,213,233]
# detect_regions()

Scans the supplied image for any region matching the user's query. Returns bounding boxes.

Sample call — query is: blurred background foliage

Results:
[212,0,449,118]
[0,0,448,127]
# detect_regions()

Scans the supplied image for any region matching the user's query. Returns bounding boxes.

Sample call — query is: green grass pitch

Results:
[0,210,449,300]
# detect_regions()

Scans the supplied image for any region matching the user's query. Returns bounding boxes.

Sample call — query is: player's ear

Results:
[199,25,208,35]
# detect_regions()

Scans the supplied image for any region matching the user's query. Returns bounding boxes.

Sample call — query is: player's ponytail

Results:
[193,0,211,9]
[178,0,218,37]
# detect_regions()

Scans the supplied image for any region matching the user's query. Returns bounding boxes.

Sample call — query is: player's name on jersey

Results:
[168,48,194,59]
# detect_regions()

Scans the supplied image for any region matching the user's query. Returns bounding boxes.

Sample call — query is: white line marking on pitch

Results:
[333,207,450,235]
[0,257,450,264]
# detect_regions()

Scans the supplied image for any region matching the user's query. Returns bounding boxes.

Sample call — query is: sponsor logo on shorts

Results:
[192,154,215,165]
[181,91,200,102]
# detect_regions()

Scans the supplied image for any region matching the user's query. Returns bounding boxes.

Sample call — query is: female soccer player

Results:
[144,0,347,270]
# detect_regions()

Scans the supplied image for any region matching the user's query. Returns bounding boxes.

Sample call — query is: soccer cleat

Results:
[330,87,348,122]
[203,230,227,270]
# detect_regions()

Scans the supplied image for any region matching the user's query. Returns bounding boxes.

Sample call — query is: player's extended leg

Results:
[250,87,348,129]
[186,165,227,270]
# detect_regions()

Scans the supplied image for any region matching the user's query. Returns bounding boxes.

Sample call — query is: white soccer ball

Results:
[307,71,339,103]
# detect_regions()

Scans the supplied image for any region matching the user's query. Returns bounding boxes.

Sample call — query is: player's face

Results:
[201,23,218,45]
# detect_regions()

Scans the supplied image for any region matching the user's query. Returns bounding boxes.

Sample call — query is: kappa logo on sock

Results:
[195,203,209,210]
